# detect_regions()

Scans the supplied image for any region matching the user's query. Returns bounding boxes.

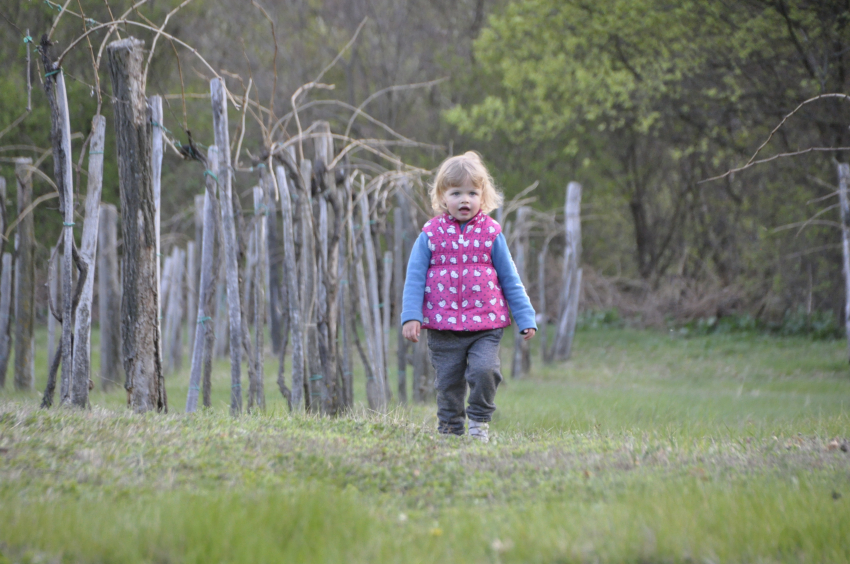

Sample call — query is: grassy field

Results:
[1,326,849,563]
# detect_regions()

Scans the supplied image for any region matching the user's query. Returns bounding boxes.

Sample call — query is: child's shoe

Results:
[468,420,489,443]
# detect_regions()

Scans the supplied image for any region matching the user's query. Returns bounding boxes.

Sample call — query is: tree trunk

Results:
[107,37,166,413]
[187,149,221,412]
[0,253,12,388]
[70,114,106,407]
[210,77,243,416]
[13,158,35,391]
[275,165,305,410]
[98,203,122,390]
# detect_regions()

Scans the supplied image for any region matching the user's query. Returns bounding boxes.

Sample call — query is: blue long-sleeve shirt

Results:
[401,227,538,331]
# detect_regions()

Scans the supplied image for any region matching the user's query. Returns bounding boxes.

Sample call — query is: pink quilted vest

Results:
[420,211,511,331]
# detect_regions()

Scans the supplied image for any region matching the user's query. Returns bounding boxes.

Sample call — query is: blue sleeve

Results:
[491,233,538,331]
[400,232,431,326]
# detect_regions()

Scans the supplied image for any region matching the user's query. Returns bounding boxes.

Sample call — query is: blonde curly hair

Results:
[429,151,504,215]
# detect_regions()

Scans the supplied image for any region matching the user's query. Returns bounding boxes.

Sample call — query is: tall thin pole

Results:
[210,77,243,415]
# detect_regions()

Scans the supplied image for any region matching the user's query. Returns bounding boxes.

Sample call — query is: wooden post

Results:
[356,187,386,410]
[263,167,283,355]
[107,37,166,413]
[538,236,553,363]
[187,147,222,412]
[210,77,243,415]
[49,71,76,404]
[511,206,531,379]
[214,269,228,358]
[837,163,850,362]
[360,183,387,403]
[275,165,305,410]
[186,241,196,360]
[0,253,11,388]
[98,203,121,390]
[0,177,5,271]
[381,250,393,401]
[14,158,35,391]
[150,95,164,372]
[39,55,75,401]
[312,122,344,414]
[553,182,582,361]
[251,185,266,410]
[160,254,173,332]
[0,178,6,388]
[48,246,59,365]
[164,247,185,375]
[339,225,353,409]
[70,115,106,407]
[393,207,407,403]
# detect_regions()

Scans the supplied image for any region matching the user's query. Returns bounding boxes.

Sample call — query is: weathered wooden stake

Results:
[251,185,267,410]
[0,177,5,269]
[553,182,583,361]
[0,253,12,388]
[511,206,531,378]
[14,158,35,391]
[107,37,166,412]
[355,188,386,410]
[360,183,387,402]
[381,249,393,401]
[0,178,6,388]
[187,147,222,412]
[210,78,243,415]
[70,115,106,407]
[263,168,283,356]
[393,207,406,403]
[150,95,164,369]
[48,245,59,365]
[538,236,552,363]
[275,165,305,409]
[164,247,185,375]
[339,225,353,409]
[49,71,76,404]
[186,241,196,360]
[98,203,121,390]
[837,163,850,363]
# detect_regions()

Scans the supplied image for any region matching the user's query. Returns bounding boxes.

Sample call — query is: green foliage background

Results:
[1,0,849,321]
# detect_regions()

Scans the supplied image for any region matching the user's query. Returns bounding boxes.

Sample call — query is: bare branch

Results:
[143,0,195,82]
[700,147,850,184]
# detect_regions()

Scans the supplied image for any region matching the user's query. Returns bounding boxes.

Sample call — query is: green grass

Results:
[1,326,849,563]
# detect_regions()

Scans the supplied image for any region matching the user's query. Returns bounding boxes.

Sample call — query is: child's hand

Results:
[402,320,421,343]
[520,328,536,341]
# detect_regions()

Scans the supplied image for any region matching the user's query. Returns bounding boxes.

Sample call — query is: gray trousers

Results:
[427,328,504,435]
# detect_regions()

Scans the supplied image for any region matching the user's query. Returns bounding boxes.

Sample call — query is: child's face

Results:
[442,181,482,222]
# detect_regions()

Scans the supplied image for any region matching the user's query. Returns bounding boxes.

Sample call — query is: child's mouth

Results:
[459,206,470,213]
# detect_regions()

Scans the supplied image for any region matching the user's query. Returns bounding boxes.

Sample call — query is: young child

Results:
[401,151,537,443]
